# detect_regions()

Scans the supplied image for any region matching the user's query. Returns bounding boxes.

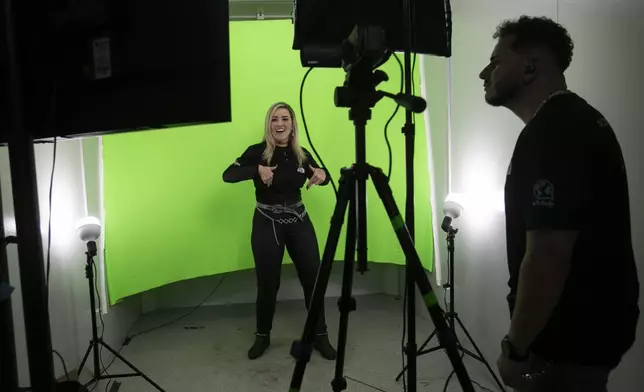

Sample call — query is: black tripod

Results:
[77,241,165,391]
[287,57,475,392]
[396,224,507,392]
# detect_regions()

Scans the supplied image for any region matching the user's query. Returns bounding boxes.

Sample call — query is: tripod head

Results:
[333,25,390,131]
[333,25,427,130]
[334,64,388,127]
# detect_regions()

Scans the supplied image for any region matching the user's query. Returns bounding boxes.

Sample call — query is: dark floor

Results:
[86,294,500,392]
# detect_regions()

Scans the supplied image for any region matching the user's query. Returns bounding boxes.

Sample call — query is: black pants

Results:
[251,208,327,336]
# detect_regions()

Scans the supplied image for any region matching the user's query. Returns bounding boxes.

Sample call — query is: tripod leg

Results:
[99,341,166,392]
[405,270,418,391]
[77,340,94,376]
[455,316,507,392]
[417,330,437,354]
[330,182,358,392]
[395,329,437,381]
[289,169,352,392]
[368,166,475,392]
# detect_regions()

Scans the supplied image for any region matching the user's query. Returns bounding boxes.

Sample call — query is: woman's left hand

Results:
[307,165,326,189]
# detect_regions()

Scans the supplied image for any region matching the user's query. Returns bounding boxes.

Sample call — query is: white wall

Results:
[1,138,141,386]
[423,0,644,389]
[2,140,88,385]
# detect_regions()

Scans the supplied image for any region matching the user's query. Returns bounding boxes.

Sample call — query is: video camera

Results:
[286,2,476,392]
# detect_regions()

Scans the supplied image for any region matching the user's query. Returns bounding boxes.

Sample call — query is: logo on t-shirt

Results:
[297,167,305,174]
[533,180,555,208]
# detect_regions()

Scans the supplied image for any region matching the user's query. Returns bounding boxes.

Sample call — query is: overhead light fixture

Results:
[441,197,463,233]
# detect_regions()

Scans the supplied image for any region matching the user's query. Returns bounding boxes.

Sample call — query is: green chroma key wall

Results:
[102,20,435,304]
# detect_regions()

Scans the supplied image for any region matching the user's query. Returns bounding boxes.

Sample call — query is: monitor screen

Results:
[1,0,231,143]
[293,0,452,58]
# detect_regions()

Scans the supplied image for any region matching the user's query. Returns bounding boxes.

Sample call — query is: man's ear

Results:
[522,55,541,84]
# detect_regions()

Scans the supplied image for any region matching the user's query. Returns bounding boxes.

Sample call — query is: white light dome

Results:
[443,198,464,220]
[76,216,101,242]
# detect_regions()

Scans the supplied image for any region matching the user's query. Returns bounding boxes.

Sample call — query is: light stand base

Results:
[78,242,165,392]
[395,227,506,392]
[396,313,506,392]
[78,338,165,391]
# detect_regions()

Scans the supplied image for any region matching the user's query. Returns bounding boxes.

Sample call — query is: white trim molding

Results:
[419,55,443,287]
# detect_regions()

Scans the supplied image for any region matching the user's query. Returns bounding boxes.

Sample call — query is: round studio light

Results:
[441,196,464,233]
[76,216,101,242]
[443,199,463,220]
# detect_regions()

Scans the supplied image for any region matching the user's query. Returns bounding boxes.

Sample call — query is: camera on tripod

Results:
[287,2,479,392]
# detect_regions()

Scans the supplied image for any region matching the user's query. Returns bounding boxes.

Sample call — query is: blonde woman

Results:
[222,102,336,360]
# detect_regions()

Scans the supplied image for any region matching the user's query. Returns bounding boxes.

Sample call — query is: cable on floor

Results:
[124,276,226,344]
[346,375,389,392]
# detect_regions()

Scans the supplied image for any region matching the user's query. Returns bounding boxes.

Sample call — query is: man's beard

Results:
[485,85,519,107]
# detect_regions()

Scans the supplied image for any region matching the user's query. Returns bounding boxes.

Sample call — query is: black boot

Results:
[314,334,337,360]
[248,334,270,360]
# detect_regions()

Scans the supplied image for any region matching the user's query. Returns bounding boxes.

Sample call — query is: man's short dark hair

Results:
[494,16,574,72]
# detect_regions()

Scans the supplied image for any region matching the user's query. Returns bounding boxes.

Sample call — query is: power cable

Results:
[52,349,70,381]
[346,375,388,392]
[384,53,404,182]
[44,85,61,299]
[123,276,225,345]
[299,67,337,198]
[45,136,57,296]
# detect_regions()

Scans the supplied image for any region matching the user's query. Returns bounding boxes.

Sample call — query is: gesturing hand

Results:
[258,165,277,186]
[307,165,326,190]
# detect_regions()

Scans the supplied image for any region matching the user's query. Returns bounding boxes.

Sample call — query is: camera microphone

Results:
[380,91,427,113]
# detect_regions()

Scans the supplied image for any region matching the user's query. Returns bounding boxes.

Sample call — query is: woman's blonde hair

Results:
[262,102,307,167]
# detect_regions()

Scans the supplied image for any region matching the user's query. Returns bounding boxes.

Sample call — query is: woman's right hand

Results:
[258,165,277,186]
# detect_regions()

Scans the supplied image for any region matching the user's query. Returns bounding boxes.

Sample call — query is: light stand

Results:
[396,201,507,392]
[76,220,165,392]
[401,0,418,389]
[287,30,475,390]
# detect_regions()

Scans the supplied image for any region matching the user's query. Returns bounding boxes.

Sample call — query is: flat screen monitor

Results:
[293,0,452,59]
[1,0,231,144]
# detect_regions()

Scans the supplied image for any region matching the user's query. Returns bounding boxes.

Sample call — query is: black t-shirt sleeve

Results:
[303,148,330,186]
[523,133,591,230]
[222,145,261,183]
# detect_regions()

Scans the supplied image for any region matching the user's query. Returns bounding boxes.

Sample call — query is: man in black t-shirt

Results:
[479,16,640,391]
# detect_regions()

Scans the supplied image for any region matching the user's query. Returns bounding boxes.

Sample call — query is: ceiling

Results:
[229,0,293,20]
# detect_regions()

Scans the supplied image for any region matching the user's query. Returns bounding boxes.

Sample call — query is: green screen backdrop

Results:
[103,21,435,304]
